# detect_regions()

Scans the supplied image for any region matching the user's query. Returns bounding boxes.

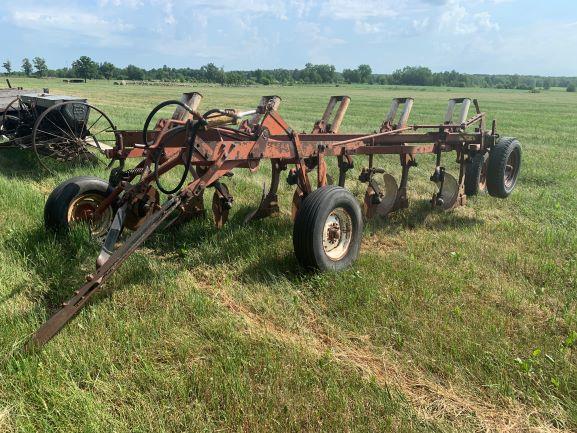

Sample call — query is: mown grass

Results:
[1,78,576,432]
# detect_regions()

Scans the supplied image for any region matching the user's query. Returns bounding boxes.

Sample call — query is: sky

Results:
[1,0,576,76]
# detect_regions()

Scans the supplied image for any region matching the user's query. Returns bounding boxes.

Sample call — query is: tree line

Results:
[2,56,576,91]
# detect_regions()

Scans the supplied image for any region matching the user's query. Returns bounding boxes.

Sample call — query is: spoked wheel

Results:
[32,101,116,173]
[1,97,35,142]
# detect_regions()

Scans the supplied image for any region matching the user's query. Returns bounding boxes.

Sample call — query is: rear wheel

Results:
[293,186,363,271]
[32,101,115,173]
[44,176,115,238]
[486,137,522,198]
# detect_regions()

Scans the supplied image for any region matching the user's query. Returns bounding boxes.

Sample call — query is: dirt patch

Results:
[0,406,14,433]
[187,270,566,433]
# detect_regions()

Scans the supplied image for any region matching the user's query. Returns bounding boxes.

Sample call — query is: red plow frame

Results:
[30,93,521,347]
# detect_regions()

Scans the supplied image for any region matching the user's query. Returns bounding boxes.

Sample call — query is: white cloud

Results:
[440,0,499,35]
[480,19,577,75]
[322,0,398,20]
[354,20,382,34]
[296,21,345,63]
[411,17,431,33]
[161,0,175,25]
[11,0,572,75]
[475,11,499,31]
[9,7,133,46]
[98,0,144,6]
[291,0,315,17]
[182,0,289,19]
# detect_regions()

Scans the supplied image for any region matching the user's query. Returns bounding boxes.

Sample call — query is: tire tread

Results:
[486,137,521,198]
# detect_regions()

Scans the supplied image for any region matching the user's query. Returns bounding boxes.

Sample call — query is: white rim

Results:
[322,207,353,261]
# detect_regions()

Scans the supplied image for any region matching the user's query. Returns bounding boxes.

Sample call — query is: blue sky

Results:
[1,0,576,75]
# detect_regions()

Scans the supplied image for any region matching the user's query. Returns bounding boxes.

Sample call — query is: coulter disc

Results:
[435,172,459,210]
[363,173,398,219]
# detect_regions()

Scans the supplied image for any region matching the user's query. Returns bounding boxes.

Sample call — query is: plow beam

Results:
[27,196,183,349]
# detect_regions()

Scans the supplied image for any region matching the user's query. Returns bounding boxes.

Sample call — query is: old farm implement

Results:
[29,93,521,347]
[0,89,113,171]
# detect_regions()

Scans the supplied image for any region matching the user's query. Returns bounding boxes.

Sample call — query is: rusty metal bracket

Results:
[381,97,414,131]
[312,96,351,133]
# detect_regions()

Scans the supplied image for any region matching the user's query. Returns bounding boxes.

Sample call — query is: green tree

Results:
[200,63,224,84]
[71,56,98,82]
[567,83,576,92]
[391,66,433,86]
[509,74,520,89]
[2,60,11,75]
[342,65,372,84]
[33,57,48,77]
[225,71,246,86]
[125,64,145,80]
[99,62,116,80]
[342,68,360,83]
[22,58,32,76]
[357,64,372,83]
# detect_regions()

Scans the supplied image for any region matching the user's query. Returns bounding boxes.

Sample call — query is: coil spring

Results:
[109,166,146,187]
[123,167,145,177]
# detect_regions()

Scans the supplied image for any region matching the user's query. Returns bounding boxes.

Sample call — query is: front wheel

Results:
[44,176,116,239]
[293,186,363,272]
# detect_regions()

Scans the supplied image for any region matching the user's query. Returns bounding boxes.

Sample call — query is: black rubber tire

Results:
[44,176,114,232]
[464,152,488,196]
[486,137,522,198]
[293,185,363,272]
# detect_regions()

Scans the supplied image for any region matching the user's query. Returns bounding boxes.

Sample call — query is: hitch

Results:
[28,196,183,349]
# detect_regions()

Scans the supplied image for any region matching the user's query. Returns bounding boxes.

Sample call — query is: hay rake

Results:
[29,92,522,347]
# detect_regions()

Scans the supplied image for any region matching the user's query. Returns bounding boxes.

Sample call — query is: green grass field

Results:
[1,78,576,432]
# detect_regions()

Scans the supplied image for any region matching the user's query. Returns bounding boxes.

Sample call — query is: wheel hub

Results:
[67,193,113,238]
[326,222,341,244]
[322,207,352,261]
[504,150,520,189]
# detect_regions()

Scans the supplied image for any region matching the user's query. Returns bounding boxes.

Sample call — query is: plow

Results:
[28,92,521,348]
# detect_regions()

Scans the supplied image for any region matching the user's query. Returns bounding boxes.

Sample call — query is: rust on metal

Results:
[28,93,511,348]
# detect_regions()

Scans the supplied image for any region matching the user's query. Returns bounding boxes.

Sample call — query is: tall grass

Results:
[1,78,576,432]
